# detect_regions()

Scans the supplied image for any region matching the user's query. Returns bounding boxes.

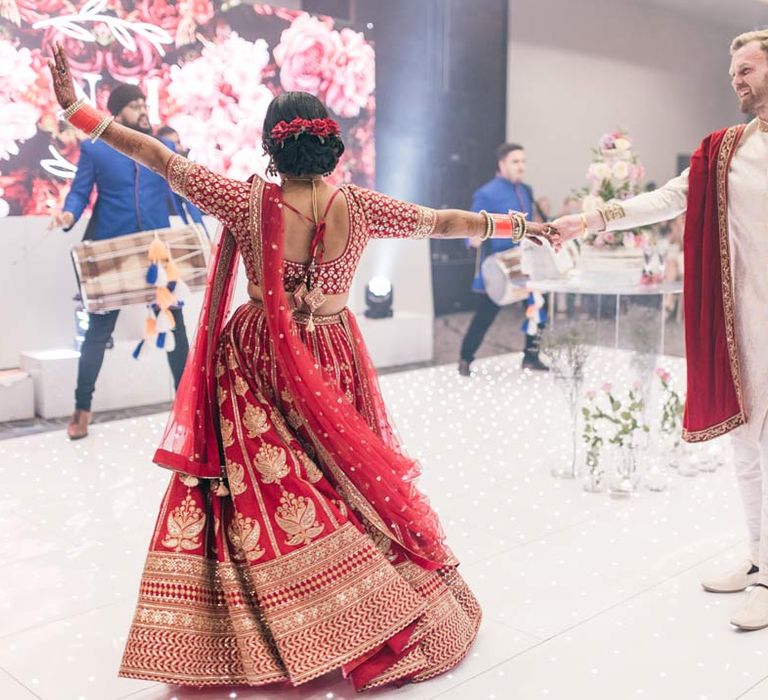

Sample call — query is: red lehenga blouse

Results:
[118,156,481,692]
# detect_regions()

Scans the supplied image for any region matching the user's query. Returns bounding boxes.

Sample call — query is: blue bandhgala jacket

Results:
[63,137,205,241]
[469,176,537,293]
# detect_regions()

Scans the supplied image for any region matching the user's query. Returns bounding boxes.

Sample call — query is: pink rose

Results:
[603,232,616,244]
[602,382,613,393]
[324,28,375,118]
[274,14,337,95]
[105,38,160,80]
[586,390,596,401]
[18,0,65,24]
[180,0,214,25]
[139,0,181,32]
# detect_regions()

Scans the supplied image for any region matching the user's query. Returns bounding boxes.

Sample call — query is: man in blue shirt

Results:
[459,143,549,375]
[49,84,201,439]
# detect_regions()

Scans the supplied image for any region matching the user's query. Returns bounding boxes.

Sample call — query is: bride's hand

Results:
[526,221,562,250]
[47,42,77,110]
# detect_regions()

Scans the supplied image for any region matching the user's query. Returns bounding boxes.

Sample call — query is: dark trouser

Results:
[460,293,549,364]
[74,307,189,411]
[460,294,502,363]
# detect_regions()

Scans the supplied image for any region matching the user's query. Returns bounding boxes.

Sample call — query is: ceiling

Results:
[633,0,768,30]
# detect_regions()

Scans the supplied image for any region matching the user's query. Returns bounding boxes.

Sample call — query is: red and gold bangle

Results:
[66,100,106,138]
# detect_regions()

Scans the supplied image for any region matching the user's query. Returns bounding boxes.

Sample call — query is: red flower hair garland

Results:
[270,117,341,144]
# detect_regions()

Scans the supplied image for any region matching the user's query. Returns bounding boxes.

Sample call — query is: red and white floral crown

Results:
[270,117,341,145]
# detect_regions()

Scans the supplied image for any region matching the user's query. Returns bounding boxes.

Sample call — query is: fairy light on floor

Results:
[0,349,756,699]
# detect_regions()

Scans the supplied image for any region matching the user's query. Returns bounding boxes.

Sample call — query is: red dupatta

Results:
[682,124,747,442]
[154,175,454,570]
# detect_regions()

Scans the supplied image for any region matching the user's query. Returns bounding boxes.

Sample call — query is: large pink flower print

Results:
[324,28,375,119]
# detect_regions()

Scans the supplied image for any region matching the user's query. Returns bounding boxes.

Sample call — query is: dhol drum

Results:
[481,248,530,305]
[71,224,210,312]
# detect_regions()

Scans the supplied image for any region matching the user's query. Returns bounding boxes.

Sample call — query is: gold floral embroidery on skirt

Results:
[234,375,249,397]
[225,458,247,495]
[254,443,289,484]
[243,403,270,438]
[220,417,235,448]
[298,452,323,483]
[228,513,266,562]
[275,491,324,546]
[161,493,206,552]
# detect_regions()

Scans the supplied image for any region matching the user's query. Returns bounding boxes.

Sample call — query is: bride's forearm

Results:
[433,209,486,239]
[99,120,173,176]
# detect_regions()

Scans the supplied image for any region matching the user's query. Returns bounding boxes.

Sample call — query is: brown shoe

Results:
[67,410,91,440]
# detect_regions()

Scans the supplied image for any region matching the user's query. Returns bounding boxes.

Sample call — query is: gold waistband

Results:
[247,298,345,326]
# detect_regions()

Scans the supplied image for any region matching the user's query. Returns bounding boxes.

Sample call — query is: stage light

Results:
[364,276,393,319]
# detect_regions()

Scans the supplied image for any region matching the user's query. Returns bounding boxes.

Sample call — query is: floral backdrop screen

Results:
[0,1,376,217]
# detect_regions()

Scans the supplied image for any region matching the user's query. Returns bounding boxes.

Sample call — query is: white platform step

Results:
[20,342,175,419]
[0,368,35,421]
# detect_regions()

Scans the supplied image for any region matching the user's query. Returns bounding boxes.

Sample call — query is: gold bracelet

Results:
[90,115,114,142]
[479,210,493,241]
[61,97,86,121]
[579,213,588,238]
[510,212,527,242]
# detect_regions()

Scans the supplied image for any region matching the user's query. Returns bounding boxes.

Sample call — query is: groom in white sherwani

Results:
[555,29,768,631]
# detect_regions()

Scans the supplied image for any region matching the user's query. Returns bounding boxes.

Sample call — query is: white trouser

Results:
[732,426,768,585]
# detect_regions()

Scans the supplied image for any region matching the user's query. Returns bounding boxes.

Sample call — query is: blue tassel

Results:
[167,280,177,293]
[146,263,158,285]
[132,339,144,359]
[156,331,166,349]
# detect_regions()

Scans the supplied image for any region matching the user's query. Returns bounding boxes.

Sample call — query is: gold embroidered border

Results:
[248,176,266,279]
[715,125,747,427]
[361,567,481,689]
[245,522,428,685]
[166,154,194,197]
[119,552,287,686]
[414,206,438,238]
[682,412,745,443]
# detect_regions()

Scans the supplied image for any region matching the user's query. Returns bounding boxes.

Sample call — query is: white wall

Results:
[507,0,743,207]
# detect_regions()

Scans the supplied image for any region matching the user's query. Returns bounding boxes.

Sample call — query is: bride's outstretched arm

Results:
[48,42,173,177]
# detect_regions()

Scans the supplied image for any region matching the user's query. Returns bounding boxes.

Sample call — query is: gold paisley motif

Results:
[225,458,247,495]
[216,385,228,407]
[287,409,303,429]
[254,444,289,484]
[280,389,294,406]
[228,512,266,562]
[275,491,325,546]
[225,348,238,370]
[332,498,348,518]
[220,417,235,448]
[244,403,270,438]
[298,452,323,483]
[215,359,226,378]
[161,493,206,552]
[234,375,249,397]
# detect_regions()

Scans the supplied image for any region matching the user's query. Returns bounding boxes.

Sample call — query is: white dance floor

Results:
[0,349,764,700]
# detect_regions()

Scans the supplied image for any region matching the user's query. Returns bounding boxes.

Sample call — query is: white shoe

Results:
[731,586,768,630]
[701,560,759,593]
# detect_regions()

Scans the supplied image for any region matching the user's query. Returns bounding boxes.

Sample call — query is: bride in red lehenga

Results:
[49,45,558,691]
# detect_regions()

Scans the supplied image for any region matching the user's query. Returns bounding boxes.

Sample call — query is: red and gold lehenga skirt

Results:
[119,301,480,691]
